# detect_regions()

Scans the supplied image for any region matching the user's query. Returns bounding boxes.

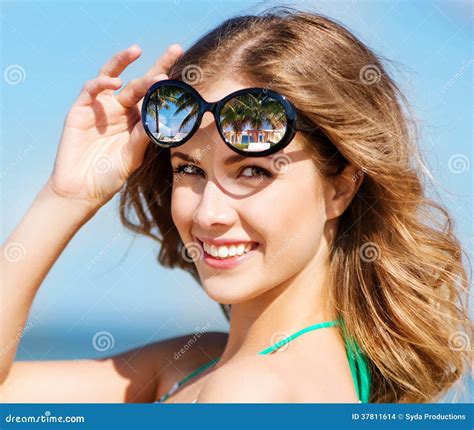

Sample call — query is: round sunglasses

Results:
[141,79,318,157]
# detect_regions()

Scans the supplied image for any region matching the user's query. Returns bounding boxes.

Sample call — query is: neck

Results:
[218,255,337,364]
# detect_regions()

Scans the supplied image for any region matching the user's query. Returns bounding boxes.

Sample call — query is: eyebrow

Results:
[170,151,264,166]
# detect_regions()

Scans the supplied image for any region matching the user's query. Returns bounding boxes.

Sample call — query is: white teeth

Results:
[202,241,255,259]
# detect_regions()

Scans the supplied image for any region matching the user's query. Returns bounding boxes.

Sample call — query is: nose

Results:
[192,180,238,230]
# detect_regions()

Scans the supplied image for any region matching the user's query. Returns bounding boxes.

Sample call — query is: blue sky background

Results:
[1,0,472,401]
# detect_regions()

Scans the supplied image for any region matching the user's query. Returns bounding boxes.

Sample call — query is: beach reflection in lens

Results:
[219,92,288,153]
[144,85,199,144]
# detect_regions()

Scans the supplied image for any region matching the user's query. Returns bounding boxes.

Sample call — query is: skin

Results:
[0,43,362,404]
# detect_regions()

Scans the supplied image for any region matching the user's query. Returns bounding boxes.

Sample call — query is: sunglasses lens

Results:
[144,85,199,145]
[219,92,288,153]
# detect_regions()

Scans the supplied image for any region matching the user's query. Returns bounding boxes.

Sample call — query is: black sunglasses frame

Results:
[141,79,312,158]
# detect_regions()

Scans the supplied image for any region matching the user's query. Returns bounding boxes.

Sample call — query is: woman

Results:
[1,8,470,404]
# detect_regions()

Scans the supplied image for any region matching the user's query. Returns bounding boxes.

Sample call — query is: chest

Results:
[157,368,214,403]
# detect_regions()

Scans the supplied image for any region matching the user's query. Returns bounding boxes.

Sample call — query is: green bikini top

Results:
[156,317,371,403]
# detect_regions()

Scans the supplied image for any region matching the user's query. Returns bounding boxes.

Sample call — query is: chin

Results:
[200,276,267,305]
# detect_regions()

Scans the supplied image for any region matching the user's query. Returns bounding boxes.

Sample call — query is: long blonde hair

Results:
[120,7,472,403]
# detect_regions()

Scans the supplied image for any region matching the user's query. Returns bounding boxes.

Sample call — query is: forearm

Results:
[0,182,98,383]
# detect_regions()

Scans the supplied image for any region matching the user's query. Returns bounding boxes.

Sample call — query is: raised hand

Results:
[47,43,183,210]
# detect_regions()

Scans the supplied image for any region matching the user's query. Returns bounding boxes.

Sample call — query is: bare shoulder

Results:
[196,356,292,403]
[197,328,359,403]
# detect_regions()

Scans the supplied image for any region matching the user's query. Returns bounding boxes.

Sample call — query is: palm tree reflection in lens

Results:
[220,94,287,151]
[147,87,199,142]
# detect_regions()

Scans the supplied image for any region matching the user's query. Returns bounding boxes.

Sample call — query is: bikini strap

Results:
[257,320,340,355]
[258,317,371,403]
[157,318,371,403]
[337,317,371,403]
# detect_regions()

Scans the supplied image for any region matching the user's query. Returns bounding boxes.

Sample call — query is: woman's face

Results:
[170,79,336,305]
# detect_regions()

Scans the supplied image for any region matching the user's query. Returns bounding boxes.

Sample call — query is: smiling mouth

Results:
[197,239,260,260]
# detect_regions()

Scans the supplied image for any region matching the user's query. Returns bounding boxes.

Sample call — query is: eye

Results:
[172,162,274,181]
[239,165,274,180]
[172,163,203,176]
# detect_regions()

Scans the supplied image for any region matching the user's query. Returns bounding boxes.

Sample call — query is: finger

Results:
[144,43,183,78]
[121,120,151,174]
[76,76,123,106]
[115,73,168,109]
[99,44,142,78]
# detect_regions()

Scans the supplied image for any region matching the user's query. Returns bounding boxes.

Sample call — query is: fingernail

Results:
[169,43,183,53]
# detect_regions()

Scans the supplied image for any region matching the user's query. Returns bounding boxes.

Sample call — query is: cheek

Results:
[171,187,197,240]
[252,172,328,269]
